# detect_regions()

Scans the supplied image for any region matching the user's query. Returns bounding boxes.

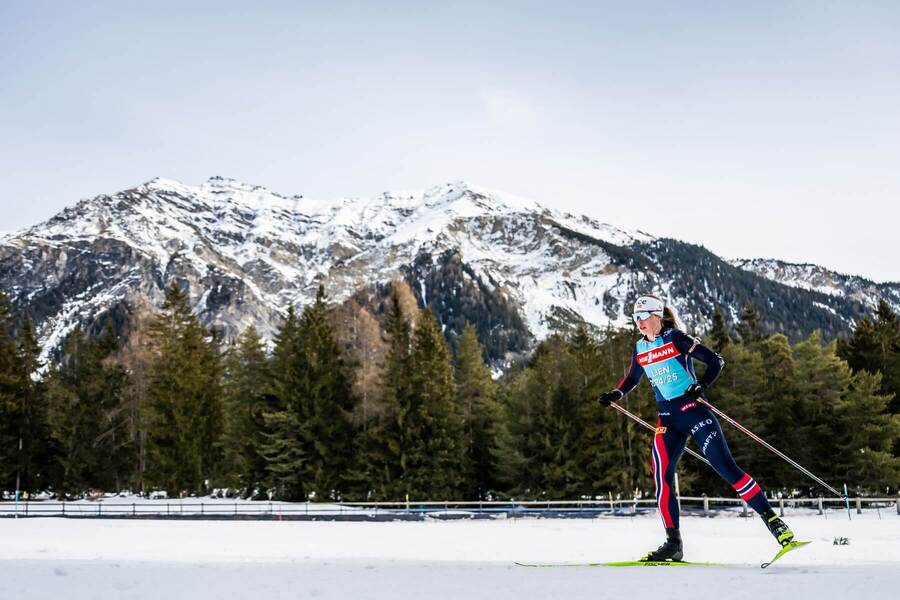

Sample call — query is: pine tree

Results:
[392,277,420,330]
[408,308,465,499]
[144,283,223,496]
[220,326,269,497]
[116,295,155,493]
[569,326,622,497]
[95,323,134,491]
[0,295,52,495]
[297,285,357,500]
[332,301,385,427]
[838,299,900,415]
[736,303,762,346]
[493,335,583,499]
[260,305,304,499]
[259,407,306,500]
[454,322,498,499]
[791,333,848,489]
[708,307,732,352]
[748,334,797,487]
[261,286,358,501]
[13,317,50,494]
[0,291,22,490]
[492,368,537,496]
[46,324,131,496]
[834,370,900,492]
[366,287,414,499]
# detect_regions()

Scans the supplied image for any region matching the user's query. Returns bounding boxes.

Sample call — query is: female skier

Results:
[598,295,794,562]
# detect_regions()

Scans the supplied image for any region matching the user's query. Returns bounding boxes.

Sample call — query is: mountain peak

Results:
[142,176,192,193]
[3,174,897,368]
[202,175,277,195]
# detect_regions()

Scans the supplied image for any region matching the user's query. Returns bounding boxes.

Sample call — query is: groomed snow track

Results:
[1,510,897,599]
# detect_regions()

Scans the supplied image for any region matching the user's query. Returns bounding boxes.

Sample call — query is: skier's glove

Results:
[598,389,624,407]
[683,383,705,401]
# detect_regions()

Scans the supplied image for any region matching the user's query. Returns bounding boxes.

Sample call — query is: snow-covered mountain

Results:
[0,177,890,365]
[731,258,900,312]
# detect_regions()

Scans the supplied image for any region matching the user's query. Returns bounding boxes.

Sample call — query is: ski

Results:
[760,540,811,569]
[514,560,726,568]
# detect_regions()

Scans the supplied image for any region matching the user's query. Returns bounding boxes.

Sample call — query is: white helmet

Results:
[633,296,664,320]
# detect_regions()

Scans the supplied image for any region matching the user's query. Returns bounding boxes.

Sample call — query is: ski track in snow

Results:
[0,511,896,599]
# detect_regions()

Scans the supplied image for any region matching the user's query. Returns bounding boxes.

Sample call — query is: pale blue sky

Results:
[2,1,899,281]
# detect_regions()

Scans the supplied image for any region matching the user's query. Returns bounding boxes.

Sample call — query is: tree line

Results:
[0,283,897,501]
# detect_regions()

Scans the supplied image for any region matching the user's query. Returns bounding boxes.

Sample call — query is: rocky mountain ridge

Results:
[1,177,895,365]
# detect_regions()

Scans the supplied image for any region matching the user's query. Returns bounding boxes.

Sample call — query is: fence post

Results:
[201,502,204,516]
[779,497,784,517]
[62,502,65,516]
[817,497,823,515]
[856,497,862,515]
[741,499,747,518]
[703,495,709,518]
[896,495,899,516]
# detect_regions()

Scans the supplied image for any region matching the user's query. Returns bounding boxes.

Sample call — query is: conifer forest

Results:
[1,281,898,502]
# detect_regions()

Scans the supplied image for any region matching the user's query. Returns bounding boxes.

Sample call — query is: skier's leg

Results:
[651,420,687,530]
[643,420,687,561]
[689,413,771,512]
[690,411,794,546]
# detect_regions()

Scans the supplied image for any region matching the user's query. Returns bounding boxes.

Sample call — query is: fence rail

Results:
[1,496,898,519]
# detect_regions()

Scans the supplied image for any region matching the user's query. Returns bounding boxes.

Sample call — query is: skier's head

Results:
[633,295,681,338]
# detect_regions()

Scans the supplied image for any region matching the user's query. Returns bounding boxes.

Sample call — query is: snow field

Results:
[1,511,897,599]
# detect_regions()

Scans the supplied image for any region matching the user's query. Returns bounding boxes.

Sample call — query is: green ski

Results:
[760,540,811,569]
[514,560,726,568]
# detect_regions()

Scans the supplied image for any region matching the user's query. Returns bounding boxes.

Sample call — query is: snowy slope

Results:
[731,258,900,314]
[0,176,888,364]
[0,177,656,363]
[0,512,896,599]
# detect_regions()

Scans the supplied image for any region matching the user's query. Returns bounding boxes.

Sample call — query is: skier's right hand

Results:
[598,389,623,407]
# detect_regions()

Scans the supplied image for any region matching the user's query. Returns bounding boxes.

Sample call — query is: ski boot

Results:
[641,528,683,562]
[762,509,794,547]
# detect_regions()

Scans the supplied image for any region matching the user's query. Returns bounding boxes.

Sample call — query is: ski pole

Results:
[843,483,852,521]
[609,402,711,467]
[696,398,844,498]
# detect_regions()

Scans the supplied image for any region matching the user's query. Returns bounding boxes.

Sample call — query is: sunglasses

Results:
[632,311,656,322]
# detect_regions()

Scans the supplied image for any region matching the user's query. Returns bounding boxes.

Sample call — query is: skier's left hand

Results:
[683,383,705,401]
[598,389,624,407]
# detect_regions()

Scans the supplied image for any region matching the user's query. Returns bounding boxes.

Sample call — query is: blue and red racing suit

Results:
[616,327,773,529]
